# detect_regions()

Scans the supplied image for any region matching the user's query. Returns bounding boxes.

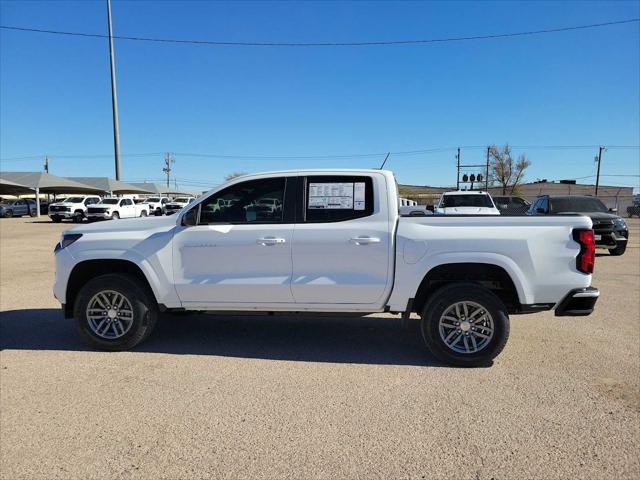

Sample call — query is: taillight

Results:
[573,229,595,274]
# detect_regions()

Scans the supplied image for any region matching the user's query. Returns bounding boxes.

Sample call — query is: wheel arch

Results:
[412,262,523,315]
[65,259,157,318]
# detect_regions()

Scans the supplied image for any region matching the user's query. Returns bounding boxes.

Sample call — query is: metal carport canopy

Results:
[66,177,154,195]
[128,182,197,196]
[0,178,35,196]
[0,172,104,217]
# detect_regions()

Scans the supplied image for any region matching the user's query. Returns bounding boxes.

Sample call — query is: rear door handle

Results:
[257,237,286,246]
[349,236,381,245]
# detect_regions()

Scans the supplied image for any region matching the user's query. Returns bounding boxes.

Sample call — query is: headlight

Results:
[58,233,83,250]
[613,218,627,229]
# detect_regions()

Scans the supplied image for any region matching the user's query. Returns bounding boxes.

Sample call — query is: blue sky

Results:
[1,0,639,191]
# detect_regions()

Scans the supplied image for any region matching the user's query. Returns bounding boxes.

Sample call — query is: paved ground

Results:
[1,216,638,479]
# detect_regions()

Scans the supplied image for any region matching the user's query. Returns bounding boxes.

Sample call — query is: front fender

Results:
[64,230,179,307]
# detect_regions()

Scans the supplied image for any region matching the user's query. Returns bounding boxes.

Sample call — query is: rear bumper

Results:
[554,287,599,316]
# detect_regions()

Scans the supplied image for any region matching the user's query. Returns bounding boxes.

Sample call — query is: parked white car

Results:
[436,191,501,215]
[48,196,102,223]
[86,197,149,221]
[144,197,170,216]
[164,197,195,215]
[55,169,598,366]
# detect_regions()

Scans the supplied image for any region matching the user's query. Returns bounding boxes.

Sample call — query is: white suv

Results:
[48,196,102,223]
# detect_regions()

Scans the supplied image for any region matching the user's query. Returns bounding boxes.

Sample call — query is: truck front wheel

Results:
[420,283,509,367]
[73,274,158,351]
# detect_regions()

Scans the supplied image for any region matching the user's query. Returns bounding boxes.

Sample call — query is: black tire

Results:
[155,208,162,216]
[140,210,148,217]
[420,283,510,367]
[29,209,37,217]
[111,211,120,220]
[609,243,627,256]
[4,210,13,218]
[73,274,158,351]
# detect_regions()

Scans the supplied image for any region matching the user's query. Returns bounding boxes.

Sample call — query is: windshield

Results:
[146,197,160,202]
[550,197,608,213]
[64,197,84,203]
[101,199,119,205]
[440,194,494,208]
[174,198,190,203]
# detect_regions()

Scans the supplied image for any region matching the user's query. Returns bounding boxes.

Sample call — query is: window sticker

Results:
[354,182,365,210]
[308,182,354,209]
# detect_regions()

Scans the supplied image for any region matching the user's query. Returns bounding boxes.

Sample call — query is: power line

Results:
[2,145,639,163]
[1,18,638,47]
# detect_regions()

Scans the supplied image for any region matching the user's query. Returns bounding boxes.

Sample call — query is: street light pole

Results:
[107,0,122,180]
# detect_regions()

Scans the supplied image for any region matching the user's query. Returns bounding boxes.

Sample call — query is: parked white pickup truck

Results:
[164,197,195,215]
[86,197,149,221]
[54,170,599,366]
[48,196,102,223]
[144,197,170,216]
[436,190,501,215]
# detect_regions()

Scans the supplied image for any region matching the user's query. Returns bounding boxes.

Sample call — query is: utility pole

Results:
[43,155,49,173]
[594,146,605,196]
[107,0,122,180]
[163,152,175,188]
[485,147,490,191]
[456,147,461,190]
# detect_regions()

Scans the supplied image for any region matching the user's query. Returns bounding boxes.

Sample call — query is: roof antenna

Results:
[378,152,391,170]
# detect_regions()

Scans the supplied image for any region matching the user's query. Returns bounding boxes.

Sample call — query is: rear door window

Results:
[302,175,374,223]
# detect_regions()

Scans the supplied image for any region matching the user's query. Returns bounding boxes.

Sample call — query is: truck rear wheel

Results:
[420,283,509,367]
[73,274,158,351]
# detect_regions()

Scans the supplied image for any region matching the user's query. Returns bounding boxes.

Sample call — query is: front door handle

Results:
[257,237,286,246]
[349,236,381,245]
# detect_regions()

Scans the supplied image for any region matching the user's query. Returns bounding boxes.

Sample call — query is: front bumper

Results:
[86,212,111,220]
[555,287,599,316]
[48,211,75,219]
[594,229,628,248]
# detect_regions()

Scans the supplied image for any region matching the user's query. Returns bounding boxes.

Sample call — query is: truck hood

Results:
[66,214,177,234]
[556,211,619,221]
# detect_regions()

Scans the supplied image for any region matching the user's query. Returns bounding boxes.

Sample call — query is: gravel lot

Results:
[1,216,639,479]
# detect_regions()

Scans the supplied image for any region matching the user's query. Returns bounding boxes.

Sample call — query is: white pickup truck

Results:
[48,196,102,223]
[86,197,149,221]
[54,169,599,366]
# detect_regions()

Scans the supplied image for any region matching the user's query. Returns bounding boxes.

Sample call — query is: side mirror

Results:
[608,207,618,213]
[182,207,198,227]
[536,207,545,214]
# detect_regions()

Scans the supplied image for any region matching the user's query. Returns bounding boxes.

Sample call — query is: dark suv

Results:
[528,195,628,255]
[493,196,530,215]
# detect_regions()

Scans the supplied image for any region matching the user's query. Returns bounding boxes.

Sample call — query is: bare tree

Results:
[489,144,531,195]
[224,172,248,181]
